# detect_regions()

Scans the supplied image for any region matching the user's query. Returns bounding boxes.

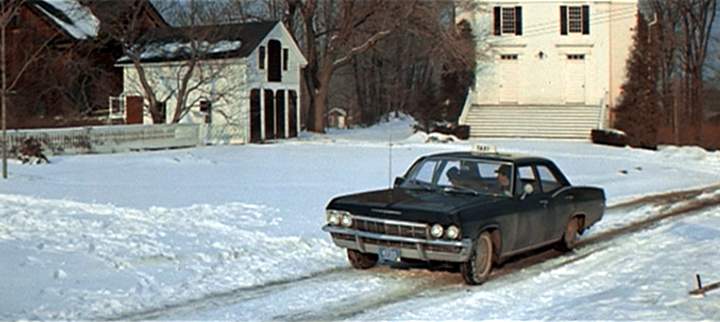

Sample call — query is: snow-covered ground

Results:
[1,116,719,320]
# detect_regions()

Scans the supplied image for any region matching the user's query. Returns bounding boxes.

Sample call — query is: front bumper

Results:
[322,225,473,262]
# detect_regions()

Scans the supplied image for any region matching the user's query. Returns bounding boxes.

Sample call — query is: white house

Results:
[459,0,638,139]
[117,21,308,144]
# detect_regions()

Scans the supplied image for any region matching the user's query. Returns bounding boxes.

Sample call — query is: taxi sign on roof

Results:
[472,144,498,154]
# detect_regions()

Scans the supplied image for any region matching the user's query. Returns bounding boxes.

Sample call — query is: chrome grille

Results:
[352,216,429,239]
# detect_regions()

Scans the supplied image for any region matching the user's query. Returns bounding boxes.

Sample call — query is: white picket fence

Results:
[3,124,240,156]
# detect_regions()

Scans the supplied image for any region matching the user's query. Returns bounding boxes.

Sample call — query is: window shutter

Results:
[582,5,590,35]
[560,6,568,35]
[515,6,523,35]
[494,6,501,35]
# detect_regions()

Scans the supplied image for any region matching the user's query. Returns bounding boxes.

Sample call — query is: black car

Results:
[322,149,605,285]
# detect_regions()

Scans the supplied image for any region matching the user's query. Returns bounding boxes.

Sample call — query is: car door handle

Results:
[565,195,575,201]
[539,200,549,207]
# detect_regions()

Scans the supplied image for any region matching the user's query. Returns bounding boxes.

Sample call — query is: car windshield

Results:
[400,157,514,197]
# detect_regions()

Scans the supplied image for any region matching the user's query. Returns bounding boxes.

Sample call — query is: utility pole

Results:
[1,0,8,179]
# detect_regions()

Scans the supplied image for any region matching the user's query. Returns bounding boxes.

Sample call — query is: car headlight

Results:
[341,214,353,227]
[326,210,341,226]
[445,225,461,240]
[430,224,444,238]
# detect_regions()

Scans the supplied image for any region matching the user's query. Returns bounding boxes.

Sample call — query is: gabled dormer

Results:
[254,22,307,83]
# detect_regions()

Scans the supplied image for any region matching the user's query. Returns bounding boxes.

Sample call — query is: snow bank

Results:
[658,145,720,166]
[0,194,343,320]
[306,113,417,143]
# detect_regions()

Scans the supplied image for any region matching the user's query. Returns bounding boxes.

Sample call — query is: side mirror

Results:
[520,183,534,200]
[394,176,406,187]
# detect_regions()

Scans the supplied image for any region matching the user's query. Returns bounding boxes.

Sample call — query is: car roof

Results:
[422,151,551,165]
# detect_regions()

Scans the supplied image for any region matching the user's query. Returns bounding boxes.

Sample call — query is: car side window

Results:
[516,166,539,197]
[537,165,563,193]
[414,160,438,184]
[437,161,461,186]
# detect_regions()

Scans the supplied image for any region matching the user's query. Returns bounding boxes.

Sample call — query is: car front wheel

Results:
[347,249,378,269]
[460,232,494,285]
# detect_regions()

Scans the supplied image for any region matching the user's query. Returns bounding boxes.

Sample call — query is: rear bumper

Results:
[322,225,472,262]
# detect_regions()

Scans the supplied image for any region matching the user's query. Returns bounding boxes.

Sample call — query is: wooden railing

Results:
[4,124,203,156]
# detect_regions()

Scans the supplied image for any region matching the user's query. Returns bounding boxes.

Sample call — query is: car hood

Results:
[327,188,504,224]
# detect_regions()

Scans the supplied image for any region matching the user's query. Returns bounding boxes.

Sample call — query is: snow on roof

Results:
[119,40,244,63]
[34,0,100,40]
[116,21,278,64]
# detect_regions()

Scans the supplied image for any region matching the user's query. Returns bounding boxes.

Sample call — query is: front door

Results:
[499,54,519,103]
[126,96,144,124]
[564,54,586,103]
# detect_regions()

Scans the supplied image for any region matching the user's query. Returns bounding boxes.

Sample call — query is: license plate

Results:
[378,247,401,263]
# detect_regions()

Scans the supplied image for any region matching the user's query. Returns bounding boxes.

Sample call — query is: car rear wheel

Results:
[558,217,581,251]
[347,249,378,269]
[460,232,494,285]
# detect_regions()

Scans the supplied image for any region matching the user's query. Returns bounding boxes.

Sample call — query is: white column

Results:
[296,87,301,135]
[284,89,290,138]
[260,88,266,140]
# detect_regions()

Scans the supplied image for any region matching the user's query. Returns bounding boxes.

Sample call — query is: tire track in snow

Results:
[106,267,350,321]
[106,185,720,321]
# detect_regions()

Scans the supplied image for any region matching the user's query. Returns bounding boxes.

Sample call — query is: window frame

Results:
[536,164,564,194]
[494,6,523,36]
[560,5,590,35]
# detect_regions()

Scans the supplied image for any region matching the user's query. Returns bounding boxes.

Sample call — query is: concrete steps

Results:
[461,104,603,139]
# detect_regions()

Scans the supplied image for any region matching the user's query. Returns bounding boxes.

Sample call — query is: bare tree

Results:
[678,0,717,143]
[343,1,480,128]
[646,0,683,142]
[1,0,59,178]
[288,0,423,132]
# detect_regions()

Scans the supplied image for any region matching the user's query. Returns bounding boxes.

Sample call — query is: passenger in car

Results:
[495,165,513,197]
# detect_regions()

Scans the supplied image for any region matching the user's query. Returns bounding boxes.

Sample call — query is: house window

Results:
[502,8,516,34]
[561,5,590,35]
[568,7,583,33]
[283,48,289,71]
[267,40,282,82]
[200,100,212,123]
[500,54,518,61]
[567,54,585,60]
[493,6,523,36]
[156,102,167,124]
[259,46,266,69]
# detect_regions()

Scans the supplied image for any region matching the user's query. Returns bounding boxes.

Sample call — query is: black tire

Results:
[460,232,494,285]
[557,217,581,251]
[347,249,378,269]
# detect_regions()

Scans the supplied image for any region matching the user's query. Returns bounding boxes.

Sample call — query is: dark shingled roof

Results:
[117,21,279,64]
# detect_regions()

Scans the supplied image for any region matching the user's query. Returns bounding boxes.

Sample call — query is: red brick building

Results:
[3,0,166,128]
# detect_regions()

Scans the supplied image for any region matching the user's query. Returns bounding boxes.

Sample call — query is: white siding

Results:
[122,60,250,144]
[471,0,637,108]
